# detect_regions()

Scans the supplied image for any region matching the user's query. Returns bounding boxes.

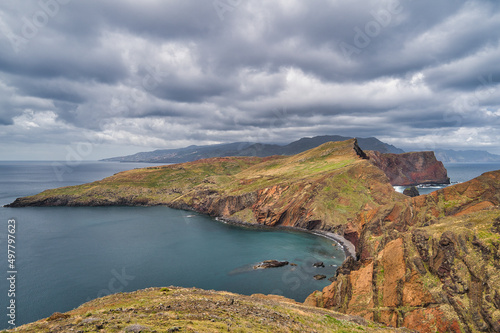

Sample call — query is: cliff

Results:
[367,151,450,186]
[7,139,406,233]
[6,287,412,333]
[306,170,500,332]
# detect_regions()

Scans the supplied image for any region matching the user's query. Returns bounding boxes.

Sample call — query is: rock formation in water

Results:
[367,150,450,186]
[253,260,289,269]
[306,170,500,332]
[403,186,419,197]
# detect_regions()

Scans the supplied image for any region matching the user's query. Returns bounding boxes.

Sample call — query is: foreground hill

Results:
[102,135,404,163]
[7,139,406,233]
[306,170,500,332]
[6,287,412,333]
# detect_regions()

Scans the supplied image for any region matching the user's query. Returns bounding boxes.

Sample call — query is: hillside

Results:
[102,135,404,163]
[5,287,411,333]
[306,170,500,332]
[8,139,406,233]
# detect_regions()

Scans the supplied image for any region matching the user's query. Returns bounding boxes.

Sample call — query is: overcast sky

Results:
[0,0,499,160]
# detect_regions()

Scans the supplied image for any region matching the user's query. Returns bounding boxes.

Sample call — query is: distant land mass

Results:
[433,148,500,162]
[101,135,405,163]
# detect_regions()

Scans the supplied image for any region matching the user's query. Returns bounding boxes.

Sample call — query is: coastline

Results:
[309,230,356,259]
[214,216,356,260]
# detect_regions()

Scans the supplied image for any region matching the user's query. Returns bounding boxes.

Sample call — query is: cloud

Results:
[1,0,500,160]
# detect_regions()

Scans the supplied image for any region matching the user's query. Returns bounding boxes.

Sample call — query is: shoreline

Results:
[214,216,356,260]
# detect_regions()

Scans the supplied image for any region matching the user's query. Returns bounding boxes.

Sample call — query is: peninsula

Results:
[6,139,443,233]
[8,139,499,332]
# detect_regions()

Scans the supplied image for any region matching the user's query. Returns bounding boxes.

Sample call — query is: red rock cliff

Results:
[367,150,450,186]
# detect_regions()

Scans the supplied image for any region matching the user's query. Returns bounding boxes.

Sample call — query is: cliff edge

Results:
[306,170,500,332]
[367,150,450,186]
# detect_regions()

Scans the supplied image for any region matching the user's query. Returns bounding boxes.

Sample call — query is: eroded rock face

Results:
[307,170,500,332]
[367,150,450,186]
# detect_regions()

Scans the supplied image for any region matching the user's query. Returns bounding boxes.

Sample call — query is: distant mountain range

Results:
[433,149,500,163]
[101,135,405,163]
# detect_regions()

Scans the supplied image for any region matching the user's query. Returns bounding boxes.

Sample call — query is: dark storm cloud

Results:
[0,0,499,159]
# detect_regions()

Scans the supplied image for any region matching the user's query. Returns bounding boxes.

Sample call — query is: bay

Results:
[0,161,344,329]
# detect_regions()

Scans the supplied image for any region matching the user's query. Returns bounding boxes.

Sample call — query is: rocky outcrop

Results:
[403,186,419,197]
[367,151,450,186]
[306,170,500,332]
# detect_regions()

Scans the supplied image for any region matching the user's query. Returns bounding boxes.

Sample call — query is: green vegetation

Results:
[7,287,401,333]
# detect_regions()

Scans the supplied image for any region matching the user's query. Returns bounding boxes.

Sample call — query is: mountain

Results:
[101,135,404,163]
[433,149,500,163]
[8,287,408,333]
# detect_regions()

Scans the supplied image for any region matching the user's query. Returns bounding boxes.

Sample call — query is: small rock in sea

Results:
[314,275,327,280]
[290,263,298,266]
[313,262,325,268]
[403,186,420,197]
[125,324,151,332]
[253,260,289,269]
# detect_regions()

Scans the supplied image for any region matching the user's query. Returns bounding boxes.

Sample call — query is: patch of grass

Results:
[324,314,366,332]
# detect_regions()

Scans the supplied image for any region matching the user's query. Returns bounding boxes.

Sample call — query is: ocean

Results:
[0,161,346,329]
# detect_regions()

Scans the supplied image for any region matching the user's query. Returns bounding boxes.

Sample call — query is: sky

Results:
[0,0,499,160]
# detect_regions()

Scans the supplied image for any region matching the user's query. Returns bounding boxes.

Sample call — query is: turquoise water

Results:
[0,162,344,329]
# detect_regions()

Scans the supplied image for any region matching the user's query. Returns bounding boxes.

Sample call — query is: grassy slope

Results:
[5,287,411,333]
